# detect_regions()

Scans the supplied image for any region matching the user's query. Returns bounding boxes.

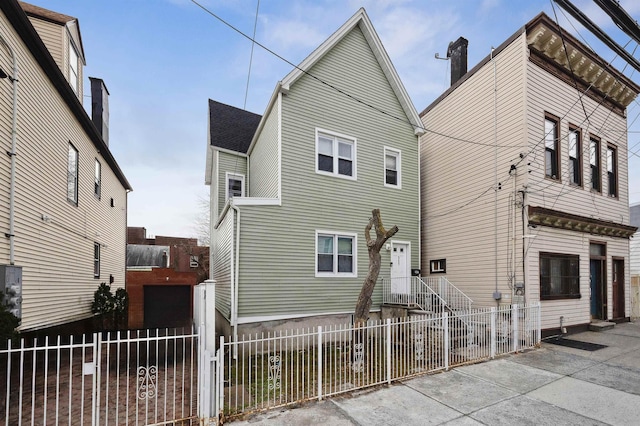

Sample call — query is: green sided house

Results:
[205,8,424,338]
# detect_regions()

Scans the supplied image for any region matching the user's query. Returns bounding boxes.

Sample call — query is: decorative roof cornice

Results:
[528,205,637,239]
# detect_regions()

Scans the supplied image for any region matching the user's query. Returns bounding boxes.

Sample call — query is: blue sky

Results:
[28,0,640,238]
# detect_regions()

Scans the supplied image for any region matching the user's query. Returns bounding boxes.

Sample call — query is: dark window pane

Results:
[337,255,352,273]
[540,253,580,299]
[318,254,333,272]
[386,169,397,185]
[338,159,352,176]
[319,154,333,172]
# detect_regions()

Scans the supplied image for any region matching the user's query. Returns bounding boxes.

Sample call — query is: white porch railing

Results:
[216,303,541,421]
[382,276,472,313]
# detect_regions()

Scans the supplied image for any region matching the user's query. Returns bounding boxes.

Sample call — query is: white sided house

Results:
[206,8,424,338]
[0,1,131,332]
[420,12,639,334]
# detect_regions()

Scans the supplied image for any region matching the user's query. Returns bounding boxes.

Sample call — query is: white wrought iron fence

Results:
[0,327,198,426]
[217,303,541,421]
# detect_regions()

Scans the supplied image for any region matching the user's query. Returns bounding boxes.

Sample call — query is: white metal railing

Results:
[382,276,446,314]
[421,276,473,313]
[0,327,198,426]
[382,276,472,314]
[217,303,541,421]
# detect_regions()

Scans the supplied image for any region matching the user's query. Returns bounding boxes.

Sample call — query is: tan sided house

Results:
[420,13,639,334]
[0,1,131,332]
[206,9,424,339]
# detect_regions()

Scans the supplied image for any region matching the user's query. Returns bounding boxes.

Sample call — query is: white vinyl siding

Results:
[420,27,633,330]
[0,10,128,331]
[420,34,527,307]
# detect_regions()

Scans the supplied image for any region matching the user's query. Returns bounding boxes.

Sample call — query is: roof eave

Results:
[2,0,132,191]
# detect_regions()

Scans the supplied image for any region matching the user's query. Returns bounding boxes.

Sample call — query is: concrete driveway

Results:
[231,320,640,425]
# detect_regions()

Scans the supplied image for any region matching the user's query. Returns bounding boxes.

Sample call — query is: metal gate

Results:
[0,328,199,425]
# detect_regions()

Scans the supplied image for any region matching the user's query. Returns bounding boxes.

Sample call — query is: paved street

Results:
[231,321,640,425]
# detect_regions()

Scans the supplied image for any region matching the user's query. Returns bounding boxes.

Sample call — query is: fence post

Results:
[537,302,542,345]
[490,307,496,358]
[92,332,101,426]
[386,319,392,384]
[317,326,323,401]
[512,304,519,353]
[218,335,225,423]
[443,312,449,371]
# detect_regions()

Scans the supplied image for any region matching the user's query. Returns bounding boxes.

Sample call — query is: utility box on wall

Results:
[0,265,22,320]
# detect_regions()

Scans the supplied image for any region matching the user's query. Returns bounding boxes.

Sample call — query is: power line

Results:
[191,0,518,149]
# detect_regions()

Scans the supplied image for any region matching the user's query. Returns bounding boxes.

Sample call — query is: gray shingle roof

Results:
[208,100,262,154]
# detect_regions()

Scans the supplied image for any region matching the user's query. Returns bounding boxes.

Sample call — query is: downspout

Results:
[0,36,18,265]
[231,202,241,346]
[491,46,498,304]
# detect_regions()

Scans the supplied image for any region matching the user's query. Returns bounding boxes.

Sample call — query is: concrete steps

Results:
[589,321,615,332]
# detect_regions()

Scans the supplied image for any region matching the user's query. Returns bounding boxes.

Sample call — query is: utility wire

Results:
[194,0,640,219]
[191,0,516,148]
[243,0,260,110]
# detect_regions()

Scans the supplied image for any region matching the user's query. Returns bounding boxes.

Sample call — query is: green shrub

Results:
[92,283,128,331]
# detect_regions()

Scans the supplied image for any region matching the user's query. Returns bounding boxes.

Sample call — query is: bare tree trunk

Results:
[354,209,398,326]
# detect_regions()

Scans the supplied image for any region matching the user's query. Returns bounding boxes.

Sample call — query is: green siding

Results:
[249,100,280,198]
[236,26,420,319]
[217,151,247,216]
[212,210,233,320]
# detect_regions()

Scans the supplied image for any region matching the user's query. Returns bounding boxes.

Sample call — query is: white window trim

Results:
[384,146,402,189]
[93,243,100,278]
[69,41,79,94]
[225,172,245,201]
[94,159,101,199]
[315,230,357,277]
[430,258,446,274]
[67,143,79,205]
[315,128,357,181]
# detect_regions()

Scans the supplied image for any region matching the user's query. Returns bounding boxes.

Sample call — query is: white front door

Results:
[390,242,409,294]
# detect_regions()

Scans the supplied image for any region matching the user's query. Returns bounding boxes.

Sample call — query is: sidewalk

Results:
[231,320,640,425]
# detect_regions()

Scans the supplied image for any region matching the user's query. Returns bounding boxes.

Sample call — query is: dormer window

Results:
[69,42,79,94]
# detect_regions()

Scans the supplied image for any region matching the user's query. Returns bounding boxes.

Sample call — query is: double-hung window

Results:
[540,252,580,299]
[384,147,401,188]
[67,143,79,205]
[225,172,245,201]
[93,243,100,278]
[94,159,101,199]
[544,114,559,179]
[590,137,601,192]
[316,232,356,276]
[607,145,618,198]
[568,126,582,186]
[316,130,356,179]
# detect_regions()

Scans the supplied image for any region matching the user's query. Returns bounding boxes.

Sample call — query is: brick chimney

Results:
[89,77,110,146]
[447,37,468,86]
